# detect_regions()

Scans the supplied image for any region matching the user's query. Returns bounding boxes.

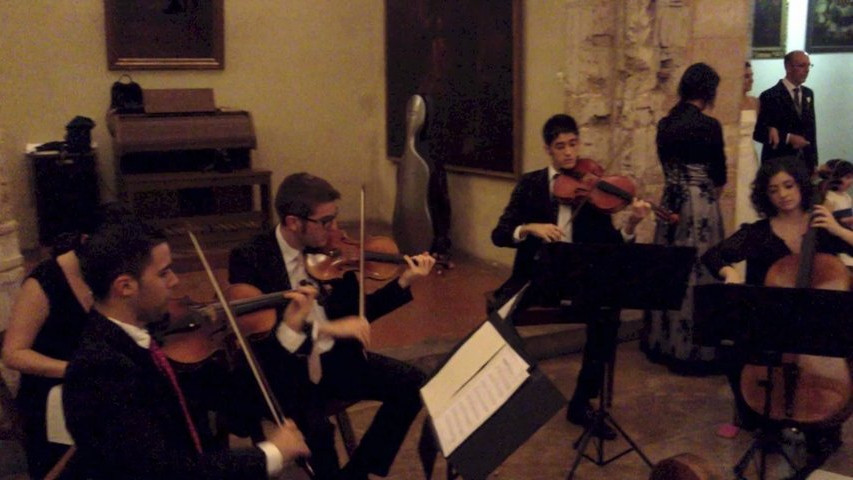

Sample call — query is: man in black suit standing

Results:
[229,172,435,480]
[63,221,310,479]
[491,114,650,439]
[753,50,818,173]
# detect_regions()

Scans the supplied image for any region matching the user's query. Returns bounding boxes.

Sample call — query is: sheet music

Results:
[806,470,853,480]
[46,385,73,445]
[496,282,530,320]
[421,322,530,456]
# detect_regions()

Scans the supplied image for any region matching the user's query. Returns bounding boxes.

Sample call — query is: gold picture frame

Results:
[752,0,788,59]
[105,0,224,70]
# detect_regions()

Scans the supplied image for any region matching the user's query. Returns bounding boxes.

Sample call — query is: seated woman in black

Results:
[701,156,853,460]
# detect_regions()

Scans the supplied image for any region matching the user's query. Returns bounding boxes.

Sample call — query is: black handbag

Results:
[110,74,143,113]
[65,116,96,153]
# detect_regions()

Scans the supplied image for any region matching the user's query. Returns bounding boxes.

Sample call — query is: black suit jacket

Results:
[229,230,413,325]
[753,80,817,170]
[63,312,268,480]
[228,229,413,376]
[491,168,625,293]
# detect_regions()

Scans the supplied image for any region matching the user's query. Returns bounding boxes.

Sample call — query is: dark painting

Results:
[105,0,224,70]
[806,0,853,53]
[752,0,787,58]
[386,1,520,177]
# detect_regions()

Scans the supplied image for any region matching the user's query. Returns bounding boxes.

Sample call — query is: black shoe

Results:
[566,401,617,440]
[805,428,843,460]
[339,462,370,480]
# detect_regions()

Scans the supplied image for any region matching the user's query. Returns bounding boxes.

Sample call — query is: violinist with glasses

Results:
[491,113,651,440]
[228,172,435,480]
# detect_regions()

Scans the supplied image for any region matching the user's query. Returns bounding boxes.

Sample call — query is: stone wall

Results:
[558,0,749,240]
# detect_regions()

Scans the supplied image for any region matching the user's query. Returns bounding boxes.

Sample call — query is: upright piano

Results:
[108,110,271,247]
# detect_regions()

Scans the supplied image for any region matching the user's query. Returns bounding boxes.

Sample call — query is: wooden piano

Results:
[109,109,271,248]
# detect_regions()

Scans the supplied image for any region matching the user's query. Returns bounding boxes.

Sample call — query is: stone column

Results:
[559,0,749,240]
[0,128,24,395]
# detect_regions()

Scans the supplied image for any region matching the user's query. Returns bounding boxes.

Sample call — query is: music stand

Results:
[529,243,697,479]
[694,284,853,480]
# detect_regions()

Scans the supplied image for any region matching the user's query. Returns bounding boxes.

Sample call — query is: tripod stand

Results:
[694,284,853,480]
[733,357,802,480]
[529,243,697,479]
[566,344,652,480]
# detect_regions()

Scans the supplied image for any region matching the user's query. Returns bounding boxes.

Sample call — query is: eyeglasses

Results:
[793,63,814,69]
[298,215,336,228]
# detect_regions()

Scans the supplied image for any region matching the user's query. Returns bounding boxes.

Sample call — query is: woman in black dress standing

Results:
[642,63,727,373]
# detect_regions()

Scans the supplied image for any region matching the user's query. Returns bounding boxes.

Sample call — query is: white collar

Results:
[275,224,302,267]
[548,165,559,180]
[105,315,152,349]
[781,78,802,93]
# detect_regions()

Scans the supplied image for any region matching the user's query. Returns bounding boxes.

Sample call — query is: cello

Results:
[738,176,853,428]
[392,94,453,259]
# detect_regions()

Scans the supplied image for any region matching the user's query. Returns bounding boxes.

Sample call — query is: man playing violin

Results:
[491,114,651,439]
[62,221,311,479]
[229,172,435,480]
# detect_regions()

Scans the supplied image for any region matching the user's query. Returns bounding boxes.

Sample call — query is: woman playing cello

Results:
[701,156,853,459]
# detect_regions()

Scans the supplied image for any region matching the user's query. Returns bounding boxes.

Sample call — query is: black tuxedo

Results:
[63,311,268,480]
[491,167,625,403]
[228,230,426,479]
[492,168,623,284]
[753,80,817,171]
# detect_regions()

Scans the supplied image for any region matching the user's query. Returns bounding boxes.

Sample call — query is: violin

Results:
[186,231,315,478]
[553,158,679,224]
[305,229,445,282]
[159,284,291,368]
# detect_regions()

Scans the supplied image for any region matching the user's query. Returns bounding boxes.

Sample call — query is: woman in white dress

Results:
[735,61,760,229]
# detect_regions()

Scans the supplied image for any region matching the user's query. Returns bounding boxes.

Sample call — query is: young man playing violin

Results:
[492,114,651,439]
[62,221,311,479]
[229,172,435,480]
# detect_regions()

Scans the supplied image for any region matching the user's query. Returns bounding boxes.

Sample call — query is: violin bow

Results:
[359,186,366,320]
[187,230,315,478]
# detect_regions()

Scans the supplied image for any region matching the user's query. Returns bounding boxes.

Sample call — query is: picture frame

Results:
[385,0,522,178]
[806,0,853,53]
[751,0,788,59]
[104,0,224,70]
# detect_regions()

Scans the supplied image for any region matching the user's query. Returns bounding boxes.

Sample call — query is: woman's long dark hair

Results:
[750,156,813,218]
[677,62,720,105]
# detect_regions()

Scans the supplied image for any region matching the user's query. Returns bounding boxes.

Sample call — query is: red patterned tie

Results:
[149,340,203,454]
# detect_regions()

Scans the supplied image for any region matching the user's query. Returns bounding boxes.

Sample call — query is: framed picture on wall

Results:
[752,0,788,58]
[104,0,224,70]
[385,0,522,178]
[806,0,853,53]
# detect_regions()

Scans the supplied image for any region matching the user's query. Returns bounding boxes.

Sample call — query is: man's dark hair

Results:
[51,201,137,257]
[274,172,341,222]
[677,62,720,104]
[542,114,579,146]
[79,221,167,301]
[750,156,814,218]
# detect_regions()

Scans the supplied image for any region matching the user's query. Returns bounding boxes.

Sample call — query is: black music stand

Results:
[694,283,853,480]
[531,243,697,479]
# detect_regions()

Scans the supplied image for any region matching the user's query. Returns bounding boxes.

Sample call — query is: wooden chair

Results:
[325,399,358,458]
